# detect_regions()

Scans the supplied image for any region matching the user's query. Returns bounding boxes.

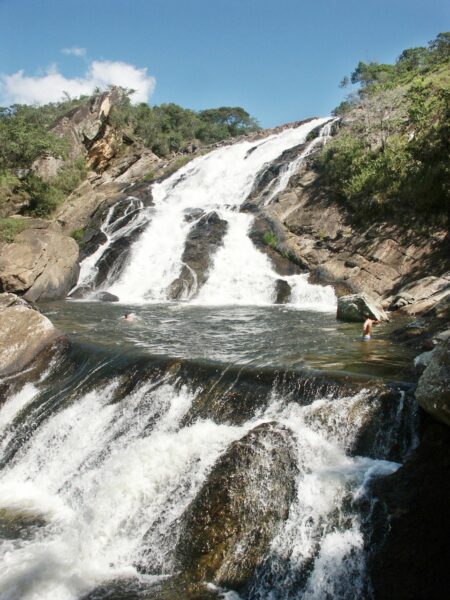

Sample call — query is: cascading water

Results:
[73,197,148,295]
[0,115,420,600]
[76,119,336,307]
[262,118,337,207]
[0,342,418,600]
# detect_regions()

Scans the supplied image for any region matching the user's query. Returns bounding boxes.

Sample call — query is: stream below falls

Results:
[0,302,418,600]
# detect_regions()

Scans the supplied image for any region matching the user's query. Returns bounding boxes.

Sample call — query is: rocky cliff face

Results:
[246,157,449,317]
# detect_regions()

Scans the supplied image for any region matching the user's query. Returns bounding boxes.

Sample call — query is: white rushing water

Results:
[77,119,336,309]
[74,197,147,293]
[0,367,413,600]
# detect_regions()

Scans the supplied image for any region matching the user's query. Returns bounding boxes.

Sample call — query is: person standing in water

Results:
[362,317,380,341]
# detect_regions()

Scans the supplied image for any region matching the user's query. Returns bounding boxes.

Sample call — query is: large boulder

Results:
[174,422,297,591]
[168,212,228,299]
[416,338,450,427]
[0,293,61,376]
[0,224,79,301]
[337,293,388,322]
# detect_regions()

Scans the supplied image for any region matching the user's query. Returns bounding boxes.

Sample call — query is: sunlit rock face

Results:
[0,293,61,376]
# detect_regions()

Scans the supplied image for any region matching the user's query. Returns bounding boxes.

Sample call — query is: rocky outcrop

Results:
[367,416,450,600]
[250,158,449,315]
[168,212,228,299]
[174,422,297,591]
[416,338,450,426]
[0,293,61,376]
[248,214,303,276]
[0,220,79,301]
[50,88,125,160]
[337,293,388,322]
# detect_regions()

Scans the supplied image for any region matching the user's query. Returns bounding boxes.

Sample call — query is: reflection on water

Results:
[42,301,415,380]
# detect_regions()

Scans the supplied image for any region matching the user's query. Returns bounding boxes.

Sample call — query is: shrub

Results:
[0,217,30,243]
[263,231,278,248]
[70,227,85,246]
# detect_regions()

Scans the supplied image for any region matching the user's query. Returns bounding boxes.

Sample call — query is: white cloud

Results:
[61,47,86,57]
[0,60,156,105]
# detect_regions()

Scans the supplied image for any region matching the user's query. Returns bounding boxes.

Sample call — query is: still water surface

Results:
[42,302,415,381]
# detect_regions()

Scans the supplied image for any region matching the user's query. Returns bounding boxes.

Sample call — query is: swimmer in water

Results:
[121,313,135,322]
[362,317,380,341]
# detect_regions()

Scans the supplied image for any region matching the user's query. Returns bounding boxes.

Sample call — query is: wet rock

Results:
[95,291,119,302]
[336,293,388,322]
[248,214,302,276]
[0,225,79,301]
[416,338,450,427]
[274,279,291,303]
[168,212,228,300]
[0,293,61,376]
[174,422,297,591]
[68,285,93,299]
[367,416,450,600]
[184,208,205,223]
[81,576,220,600]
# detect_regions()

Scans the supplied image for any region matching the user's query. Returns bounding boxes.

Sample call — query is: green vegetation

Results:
[70,227,85,246]
[0,217,30,243]
[109,100,260,157]
[0,91,259,218]
[24,158,87,217]
[0,98,90,217]
[316,32,450,225]
[263,231,278,248]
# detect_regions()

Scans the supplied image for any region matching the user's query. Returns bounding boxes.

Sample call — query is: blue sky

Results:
[0,0,448,127]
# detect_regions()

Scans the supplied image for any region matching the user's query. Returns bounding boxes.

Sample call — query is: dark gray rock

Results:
[366,417,450,600]
[168,212,228,299]
[95,291,119,302]
[274,279,291,304]
[174,422,297,591]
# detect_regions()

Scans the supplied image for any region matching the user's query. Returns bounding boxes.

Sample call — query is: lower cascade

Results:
[0,340,417,600]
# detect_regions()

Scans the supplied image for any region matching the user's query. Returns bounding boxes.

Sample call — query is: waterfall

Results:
[262,118,337,206]
[73,197,148,295]
[76,119,336,308]
[0,347,418,600]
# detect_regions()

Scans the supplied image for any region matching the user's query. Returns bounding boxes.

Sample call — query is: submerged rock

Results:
[337,293,388,322]
[416,338,450,427]
[174,422,297,591]
[0,293,61,376]
[168,211,228,300]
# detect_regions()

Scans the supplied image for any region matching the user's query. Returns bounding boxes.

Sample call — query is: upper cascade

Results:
[76,118,337,308]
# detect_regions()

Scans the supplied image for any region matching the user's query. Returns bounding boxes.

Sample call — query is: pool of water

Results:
[41,301,416,381]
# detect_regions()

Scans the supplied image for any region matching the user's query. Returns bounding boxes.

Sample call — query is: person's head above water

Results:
[121,313,135,321]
